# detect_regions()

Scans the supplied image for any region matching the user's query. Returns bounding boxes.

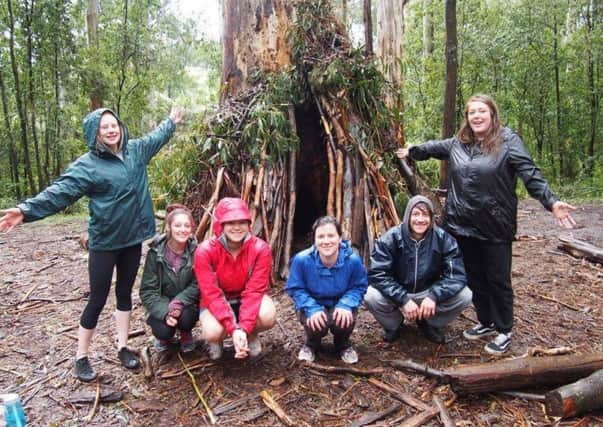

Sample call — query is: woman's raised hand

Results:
[169,107,184,124]
[0,208,24,232]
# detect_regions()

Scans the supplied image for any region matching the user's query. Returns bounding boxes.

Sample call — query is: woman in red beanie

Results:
[194,197,276,360]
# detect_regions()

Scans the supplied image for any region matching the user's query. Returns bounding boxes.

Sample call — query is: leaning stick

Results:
[241,167,255,204]
[280,109,297,278]
[335,148,344,223]
[259,389,295,426]
[195,167,225,241]
[432,395,454,427]
[178,353,217,424]
[326,141,336,216]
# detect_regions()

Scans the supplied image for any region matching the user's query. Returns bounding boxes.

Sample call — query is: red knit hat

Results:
[212,197,252,236]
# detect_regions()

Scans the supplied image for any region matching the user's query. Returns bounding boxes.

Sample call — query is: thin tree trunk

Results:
[0,67,21,199]
[363,0,373,55]
[440,0,457,193]
[87,0,102,110]
[7,0,36,195]
[422,0,433,57]
[116,0,129,116]
[585,0,598,179]
[553,12,563,181]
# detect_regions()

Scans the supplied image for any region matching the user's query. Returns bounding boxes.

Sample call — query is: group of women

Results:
[0,94,576,382]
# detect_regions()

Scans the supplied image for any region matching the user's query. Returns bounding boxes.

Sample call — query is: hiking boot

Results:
[208,342,223,360]
[484,333,512,355]
[340,346,359,364]
[417,320,446,344]
[154,339,170,353]
[297,345,315,363]
[74,356,97,382]
[463,323,496,340]
[179,331,195,353]
[383,321,404,343]
[118,347,140,369]
[248,336,262,357]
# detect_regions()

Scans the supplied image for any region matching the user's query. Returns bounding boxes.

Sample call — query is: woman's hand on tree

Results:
[0,208,24,232]
[306,311,327,332]
[333,308,353,329]
[552,201,577,229]
[169,107,184,124]
[395,147,409,159]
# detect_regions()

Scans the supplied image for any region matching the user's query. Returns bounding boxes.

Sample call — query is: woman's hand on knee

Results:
[306,311,327,332]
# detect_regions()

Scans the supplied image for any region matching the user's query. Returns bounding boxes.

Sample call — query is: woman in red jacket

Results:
[194,197,276,360]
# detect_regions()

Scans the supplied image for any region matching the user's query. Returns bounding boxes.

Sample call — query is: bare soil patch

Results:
[1,200,601,426]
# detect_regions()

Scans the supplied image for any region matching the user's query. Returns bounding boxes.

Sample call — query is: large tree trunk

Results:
[220,0,293,103]
[545,369,603,418]
[86,0,102,110]
[363,0,372,56]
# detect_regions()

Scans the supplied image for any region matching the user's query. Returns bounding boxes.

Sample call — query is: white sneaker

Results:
[297,345,315,362]
[208,342,223,360]
[340,346,358,364]
[249,336,262,357]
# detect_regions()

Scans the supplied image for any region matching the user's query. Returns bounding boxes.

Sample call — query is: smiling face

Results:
[467,101,493,140]
[222,220,250,245]
[314,223,342,262]
[167,212,193,246]
[409,205,431,240]
[97,112,121,152]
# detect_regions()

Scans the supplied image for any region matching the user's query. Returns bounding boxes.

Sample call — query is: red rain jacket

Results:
[194,234,272,335]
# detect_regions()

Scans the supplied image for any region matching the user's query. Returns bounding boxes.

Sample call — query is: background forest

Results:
[0,0,601,210]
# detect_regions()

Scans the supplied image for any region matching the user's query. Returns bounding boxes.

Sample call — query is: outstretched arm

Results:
[0,208,24,232]
[551,201,577,229]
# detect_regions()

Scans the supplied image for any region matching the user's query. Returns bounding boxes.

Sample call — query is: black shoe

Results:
[417,320,446,344]
[383,322,404,343]
[74,356,97,382]
[118,347,140,370]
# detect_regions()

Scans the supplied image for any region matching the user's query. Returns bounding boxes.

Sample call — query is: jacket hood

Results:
[82,108,128,155]
[212,197,252,236]
[402,195,434,237]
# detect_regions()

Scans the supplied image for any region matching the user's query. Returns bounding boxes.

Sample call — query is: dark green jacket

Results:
[139,235,200,321]
[17,108,176,250]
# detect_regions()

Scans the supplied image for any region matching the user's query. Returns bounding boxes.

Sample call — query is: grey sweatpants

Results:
[364,285,472,331]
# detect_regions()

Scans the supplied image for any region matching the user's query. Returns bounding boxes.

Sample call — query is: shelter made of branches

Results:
[187,1,406,280]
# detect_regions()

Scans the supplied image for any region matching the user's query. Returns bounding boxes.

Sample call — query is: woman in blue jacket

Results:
[286,216,368,364]
[0,107,183,381]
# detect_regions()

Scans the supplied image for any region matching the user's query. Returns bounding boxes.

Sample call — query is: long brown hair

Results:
[457,94,503,155]
[165,203,195,240]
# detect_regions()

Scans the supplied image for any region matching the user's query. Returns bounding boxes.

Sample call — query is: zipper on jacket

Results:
[413,240,422,293]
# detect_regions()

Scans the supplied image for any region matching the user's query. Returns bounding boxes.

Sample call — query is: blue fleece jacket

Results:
[286,240,368,317]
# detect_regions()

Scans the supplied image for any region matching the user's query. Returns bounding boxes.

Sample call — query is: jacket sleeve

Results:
[427,231,467,303]
[173,257,200,307]
[285,254,324,317]
[139,249,170,320]
[507,133,558,211]
[409,138,455,161]
[335,256,369,311]
[368,231,410,305]
[238,242,272,334]
[130,118,176,165]
[194,244,237,335]
[17,159,92,222]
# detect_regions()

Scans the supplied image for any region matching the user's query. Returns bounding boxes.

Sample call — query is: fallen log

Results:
[558,236,603,264]
[545,369,603,418]
[391,354,603,394]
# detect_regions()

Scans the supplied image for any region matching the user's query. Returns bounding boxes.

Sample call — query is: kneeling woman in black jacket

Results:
[140,204,199,353]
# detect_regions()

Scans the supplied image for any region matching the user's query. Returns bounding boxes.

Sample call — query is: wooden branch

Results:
[304,362,384,376]
[351,156,365,248]
[558,236,603,264]
[342,152,354,240]
[398,405,440,427]
[19,281,41,303]
[178,354,216,424]
[496,391,545,401]
[213,395,257,416]
[158,360,214,379]
[140,345,153,379]
[195,167,225,241]
[390,359,447,379]
[69,389,123,404]
[349,402,403,427]
[83,381,101,423]
[367,378,429,411]
[432,395,454,427]
[326,140,336,216]
[241,167,255,204]
[280,141,297,279]
[127,328,145,339]
[545,369,603,418]
[259,389,295,426]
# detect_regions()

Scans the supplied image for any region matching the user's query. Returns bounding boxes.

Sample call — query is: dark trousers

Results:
[80,243,142,329]
[455,236,513,333]
[297,308,357,351]
[147,305,199,340]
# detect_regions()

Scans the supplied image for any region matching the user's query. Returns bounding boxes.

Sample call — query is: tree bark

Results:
[0,66,20,199]
[391,354,603,394]
[86,0,102,110]
[440,0,457,193]
[545,369,603,418]
[220,0,292,102]
[363,0,372,56]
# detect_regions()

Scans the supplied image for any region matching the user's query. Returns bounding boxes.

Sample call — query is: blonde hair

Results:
[457,94,503,155]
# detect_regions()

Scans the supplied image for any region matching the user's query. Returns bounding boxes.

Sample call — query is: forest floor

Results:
[0,199,602,427]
